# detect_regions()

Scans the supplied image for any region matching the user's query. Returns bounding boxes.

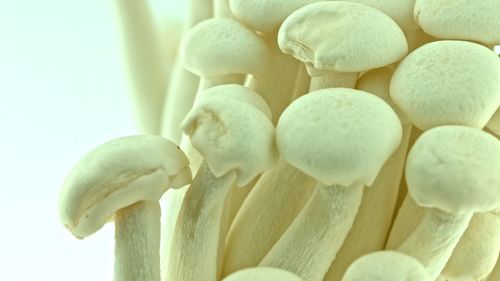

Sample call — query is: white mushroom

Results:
[58,135,191,281]
[223,267,303,281]
[278,1,407,90]
[167,84,278,281]
[398,125,500,279]
[341,251,431,281]
[259,88,402,281]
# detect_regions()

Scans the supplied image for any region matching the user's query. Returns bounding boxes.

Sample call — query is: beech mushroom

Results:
[167,84,278,281]
[398,125,500,279]
[224,267,303,281]
[259,88,402,281]
[341,251,431,281]
[58,135,192,281]
[414,0,500,46]
[278,1,407,90]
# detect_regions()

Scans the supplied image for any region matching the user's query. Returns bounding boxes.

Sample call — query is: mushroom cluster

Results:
[58,1,500,280]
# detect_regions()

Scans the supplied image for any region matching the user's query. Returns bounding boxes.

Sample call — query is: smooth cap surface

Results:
[414,0,500,45]
[223,267,302,281]
[406,126,500,214]
[390,40,500,130]
[277,88,402,187]
[182,85,278,186]
[181,18,270,78]
[278,1,407,73]
[342,251,431,281]
[59,135,191,239]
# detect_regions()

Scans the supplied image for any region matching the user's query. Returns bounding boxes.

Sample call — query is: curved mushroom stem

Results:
[115,200,161,281]
[113,0,166,134]
[308,71,358,91]
[167,162,237,281]
[222,159,316,276]
[259,182,364,281]
[397,209,473,279]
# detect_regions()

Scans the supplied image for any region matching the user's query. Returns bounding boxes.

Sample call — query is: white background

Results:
[0,1,185,280]
[0,1,499,281]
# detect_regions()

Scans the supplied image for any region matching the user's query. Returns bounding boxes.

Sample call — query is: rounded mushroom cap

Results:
[342,251,431,281]
[414,0,500,45]
[390,40,500,131]
[405,126,500,214]
[278,1,407,73]
[58,135,191,239]
[277,88,402,187]
[343,0,419,32]
[486,107,500,135]
[223,267,302,281]
[229,0,320,33]
[181,85,278,186]
[180,18,271,79]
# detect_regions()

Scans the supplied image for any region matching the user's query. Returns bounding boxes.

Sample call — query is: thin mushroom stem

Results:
[115,201,161,281]
[397,210,473,279]
[308,70,359,91]
[168,162,236,281]
[259,183,364,281]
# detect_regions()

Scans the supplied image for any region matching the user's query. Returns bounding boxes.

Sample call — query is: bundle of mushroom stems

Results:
[58,1,500,281]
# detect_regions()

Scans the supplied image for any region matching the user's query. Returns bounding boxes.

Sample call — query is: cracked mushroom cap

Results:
[58,135,192,239]
[180,18,271,79]
[181,84,278,186]
[414,0,500,45]
[390,40,500,131]
[342,251,431,281]
[278,1,408,73]
[276,88,402,187]
[223,267,302,281]
[405,126,500,214]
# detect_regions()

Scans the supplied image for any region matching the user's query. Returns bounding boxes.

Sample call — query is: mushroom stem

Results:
[259,183,364,281]
[199,74,245,93]
[308,71,358,91]
[115,200,161,281]
[397,209,473,279]
[222,159,316,276]
[168,162,236,281]
[113,0,166,134]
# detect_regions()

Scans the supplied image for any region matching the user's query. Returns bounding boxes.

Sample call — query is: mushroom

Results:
[113,0,166,134]
[489,259,500,281]
[341,251,431,281]
[414,0,500,46]
[441,211,500,281]
[167,84,278,281]
[278,1,407,91]
[223,267,303,281]
[397,125,500,279]
[58,135,192,281]
[321,66,413,281]
[259,88,402,281]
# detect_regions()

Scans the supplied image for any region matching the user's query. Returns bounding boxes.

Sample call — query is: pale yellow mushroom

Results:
[58,135,191,281]
[259,89,402,281]
[224,267,303,281]
[342,251,431,281]
[167,85,278,281]
[278,1,407,91]
[397,126,500,279]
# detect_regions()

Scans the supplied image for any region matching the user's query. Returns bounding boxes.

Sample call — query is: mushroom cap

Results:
[181,85,278,186]
[58,135,191,239]
[276,88,402,187]
[278,1,408,73]
[343,0,419,32]
[229,0,321,33]
[223,267,302,281]
[414,0,500,45]
[390,40,500,131]
[196,84,272,119]
[180,18,271,79]
[342,251,431,281]
[405,126,500,214]
[486,107,500,135]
